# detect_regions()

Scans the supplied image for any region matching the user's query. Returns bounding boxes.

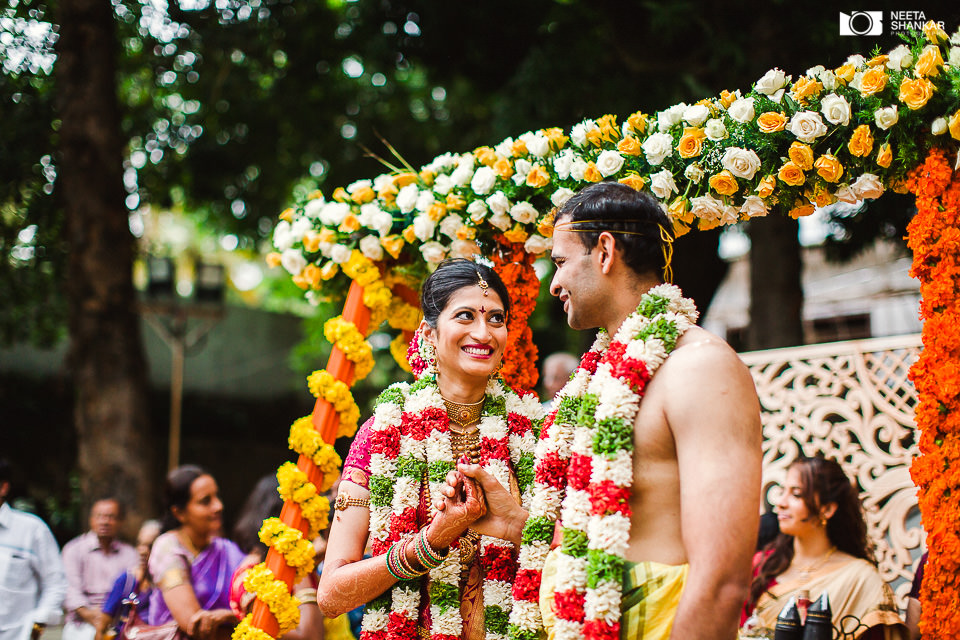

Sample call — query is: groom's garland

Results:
[509,284,698,640]
[360,373,543,640]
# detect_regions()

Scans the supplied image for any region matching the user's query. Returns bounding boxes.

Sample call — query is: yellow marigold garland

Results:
[242,564,301,636]
[306,370,360,438]
[390,334,413,372]
[277,462,332,538]
[387,297,421,332]
[258,517,317,582]
[287,416,342,490]
[233,615,275,640]
[323,316,374,381]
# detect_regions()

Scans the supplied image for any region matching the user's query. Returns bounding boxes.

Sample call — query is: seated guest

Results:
[740,456,907,640]
[904,551,927,640]
[147,466,244,640]
[95,520,162,640]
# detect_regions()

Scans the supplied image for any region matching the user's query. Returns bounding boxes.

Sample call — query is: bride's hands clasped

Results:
[434,464,529,544]
[426,466,487,549]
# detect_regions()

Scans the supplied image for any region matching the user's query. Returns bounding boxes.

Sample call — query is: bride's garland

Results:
[360,373,543,640]
[509,284,698,640]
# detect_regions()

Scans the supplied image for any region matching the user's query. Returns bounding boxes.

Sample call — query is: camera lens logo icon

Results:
[839,11,883,36]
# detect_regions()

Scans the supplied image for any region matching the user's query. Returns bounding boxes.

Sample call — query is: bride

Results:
[316,258,543,640]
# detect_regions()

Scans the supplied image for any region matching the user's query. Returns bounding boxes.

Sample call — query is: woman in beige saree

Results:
[741,457,906,640]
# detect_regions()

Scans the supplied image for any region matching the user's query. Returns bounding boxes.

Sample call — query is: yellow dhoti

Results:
[539,548,688,640]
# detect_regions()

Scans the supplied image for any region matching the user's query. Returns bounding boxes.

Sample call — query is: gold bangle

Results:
[294,588,318,604]
[334,494,370,511]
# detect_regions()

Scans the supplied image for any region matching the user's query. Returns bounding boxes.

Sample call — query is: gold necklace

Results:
[442,396,484,429]
[797,546,837,583]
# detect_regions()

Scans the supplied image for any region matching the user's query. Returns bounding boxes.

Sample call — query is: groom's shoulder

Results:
[659,326,752,381]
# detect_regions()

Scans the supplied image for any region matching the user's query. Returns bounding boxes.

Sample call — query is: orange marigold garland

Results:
[906,147,960,639]
[491,236,540,390]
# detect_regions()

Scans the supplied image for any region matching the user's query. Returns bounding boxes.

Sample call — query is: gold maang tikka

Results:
[477,271,489,296]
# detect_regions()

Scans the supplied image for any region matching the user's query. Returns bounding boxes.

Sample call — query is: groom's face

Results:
[549,228,602,330]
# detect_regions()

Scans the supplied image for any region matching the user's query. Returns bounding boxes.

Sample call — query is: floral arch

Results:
[235,23,960,640]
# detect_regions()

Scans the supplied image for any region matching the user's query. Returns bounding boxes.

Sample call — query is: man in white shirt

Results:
[0,458,67,640]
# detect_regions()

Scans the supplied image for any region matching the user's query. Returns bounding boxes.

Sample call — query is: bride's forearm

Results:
[316,556,396,618]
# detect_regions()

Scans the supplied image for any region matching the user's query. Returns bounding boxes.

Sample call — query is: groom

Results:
[447,182,762,639]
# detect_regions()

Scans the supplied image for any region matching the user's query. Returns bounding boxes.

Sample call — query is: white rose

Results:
[512,158,533,186]
[787,111,828,143]
[551,187,575,208]
[689,194,725,221]
[415,190,436,212]
[874,106,899,131]
[727,97,756,123]
[488,211,511,231]
[570,121,596,147]
[359,235,384,261]
[450,239,480,259]
[755,68,787,95]
[319,202,349,226]
[739,195,769,218]
[846,54,866,68]
[569,157,589,181]
[657,103,687,130]
[819,70,839,91]
[523,234,552,255]
[396,184,419,214]
[721,147,762,180]
[820,93,851,126]
[419,241,448,265]
[303,198,324,219]
[849,70,865,93]
[835,184,859,204]
[290,216,312,241]
[553,150,574,179]
[371,210,394,237]
[450,163,474,188]
[329,244,352,264]
[683,104,710,127]
[595,150,625,177]
[412,214,436,242]
[704,118,728,141]
[347,178,372,193]
[510,202,539,224]
[486,191,510,215]
[433,173,454,195]
[494,138,514,158]
[642,132,674,166]
[467,200,488,223]
[439,213,463,239]
[932,117,948,135]
[424,152,456,173]
[471,166,497,195]
[521,132,550,157]
[684,163,705,183]
[949,47,960,68]
[272,221,294,251]
[280,248,306,275]
[649,169,679,199]
[806,64,825,78]
[851,173,884,200]
[887,44,914,70]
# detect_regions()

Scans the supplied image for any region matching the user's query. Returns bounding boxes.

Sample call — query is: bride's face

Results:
[423,285,507,384]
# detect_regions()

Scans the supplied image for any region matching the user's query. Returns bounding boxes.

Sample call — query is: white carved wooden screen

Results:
[739,333,924,608]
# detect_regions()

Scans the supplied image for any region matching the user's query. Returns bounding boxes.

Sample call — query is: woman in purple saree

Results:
[147,466,244,640]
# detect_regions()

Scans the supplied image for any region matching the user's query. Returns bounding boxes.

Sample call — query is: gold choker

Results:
[442,396,484,428]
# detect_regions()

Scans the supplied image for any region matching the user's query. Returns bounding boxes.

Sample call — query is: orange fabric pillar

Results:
[250,281,371,636]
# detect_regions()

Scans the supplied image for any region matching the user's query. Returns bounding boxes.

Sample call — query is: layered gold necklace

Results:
[441,395,484,575]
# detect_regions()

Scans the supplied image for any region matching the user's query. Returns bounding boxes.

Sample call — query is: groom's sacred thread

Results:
[552,218,676,283]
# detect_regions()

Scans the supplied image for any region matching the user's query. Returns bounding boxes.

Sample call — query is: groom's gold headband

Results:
[553,218,675,283]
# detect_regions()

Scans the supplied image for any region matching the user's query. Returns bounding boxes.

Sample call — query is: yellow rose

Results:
[671,219,692,238]
[808,185,836,208]
[307,189,324,201]
[456,225,477,241]
[538,210,556,238]
[755,175,777,198]
[525,166,551,188]
[814,154,844,183]
[543,127,569,151]
[950,110,960,141]
[899,77,935,110]
[445,193,466,210]
[627,111,648,134]
[788,142,814,171]
[719,90,737,109]
[890,178,910,194]
[339,214,361,233]
[867,54,889,67]
[266,252,283,268]
[377,181,398,202]
[503,224,529,244]
[418,169,435,186]
[401,225,416,243]
[301,263,322,289]
[757,111,788,133]
[858,67,888,96]
[788,200,816,219]
[291,273,309,290]
[677,127,706,158]
[778,161,806,187]
[380,235,405,260]
[474,147,497,167]
[583,162,603,183]
[847,124,874,158]
[597,114,621,142]
[915,45,944,78]
[319,261,339,280]
[318,228,337,244]
[876,143,893,168]
[668,197,695,224]
[279,208,295,222]
[511,139,528,157]
[834,63,855,83]
[618,174,646,191]
[493,157,514,180]
[302,231,322,253]
[790,76,823,104]
[923,20,948,44]
[617,136,644,156]
[709,170,739,196]
[332,187,350,202]
[426,203,447,221]
[351,186,375,204]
